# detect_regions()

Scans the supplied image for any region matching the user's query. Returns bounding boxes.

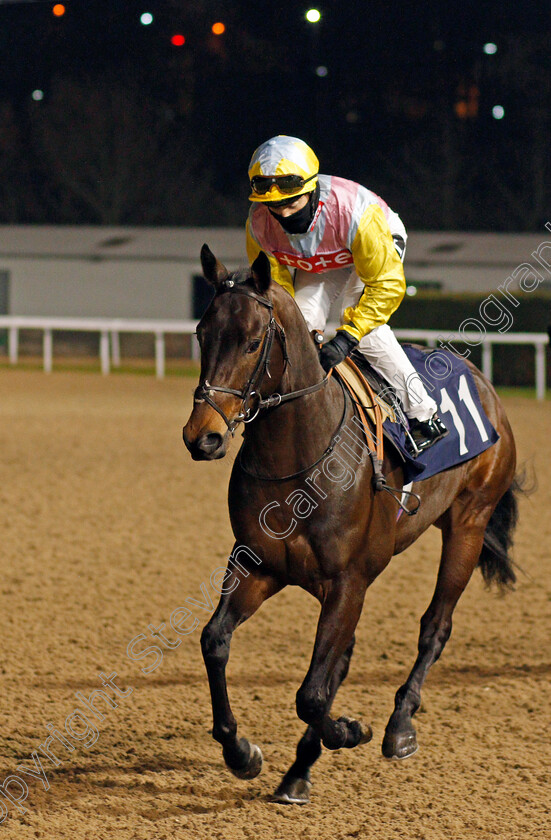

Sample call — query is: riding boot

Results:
[406,414,449,455]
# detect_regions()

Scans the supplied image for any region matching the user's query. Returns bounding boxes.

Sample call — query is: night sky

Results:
[0,0,549,229]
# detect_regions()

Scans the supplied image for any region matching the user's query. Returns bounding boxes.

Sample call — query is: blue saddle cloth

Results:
[381,346,499,484]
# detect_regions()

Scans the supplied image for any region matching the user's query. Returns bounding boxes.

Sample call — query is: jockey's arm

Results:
[246,218,295,297]
[339,205,406,342]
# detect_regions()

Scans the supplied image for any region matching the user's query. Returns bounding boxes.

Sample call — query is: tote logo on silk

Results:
[273,249,354,273]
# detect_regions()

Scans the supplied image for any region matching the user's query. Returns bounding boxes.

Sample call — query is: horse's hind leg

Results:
[274,636,356,805]
[382,521,486,759]
[201,565,281,779]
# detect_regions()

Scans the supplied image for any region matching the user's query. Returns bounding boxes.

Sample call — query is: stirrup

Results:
[405,414,448,457]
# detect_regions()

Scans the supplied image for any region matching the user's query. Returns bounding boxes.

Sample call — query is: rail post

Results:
[8,326,18,364]
[43,329,53,373]
[535,341,546,401]
[100,331,110,375]
[155,332,165,380]
[482,342,493,383]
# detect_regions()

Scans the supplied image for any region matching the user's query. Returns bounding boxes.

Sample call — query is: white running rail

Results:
[0,316,548,400]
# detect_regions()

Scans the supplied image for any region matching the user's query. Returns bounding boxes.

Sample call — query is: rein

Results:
[238,374,349,482]
[194,281,329,434]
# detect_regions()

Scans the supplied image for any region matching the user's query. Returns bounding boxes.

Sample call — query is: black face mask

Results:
[268,183,320,234]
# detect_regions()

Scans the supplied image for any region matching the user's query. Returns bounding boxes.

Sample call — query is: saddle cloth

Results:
[338,345,499,484]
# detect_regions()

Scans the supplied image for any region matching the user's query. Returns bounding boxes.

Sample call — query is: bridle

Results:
[193,279,329,434]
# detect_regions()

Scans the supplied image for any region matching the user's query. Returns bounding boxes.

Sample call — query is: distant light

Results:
[345,110,359,124]
[483,42,498,55]
[52,4,65,16]
[492,105,505,120]
[454,101,468,119]
[406,285,418,297]
[306,9,321,23]
[212,22,226,35]
[171,34,186,46]
[315,65,328,77]
[140,12,154,26]
[31,89,44,101]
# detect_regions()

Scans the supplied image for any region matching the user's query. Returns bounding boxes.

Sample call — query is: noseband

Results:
[193,279,328,433]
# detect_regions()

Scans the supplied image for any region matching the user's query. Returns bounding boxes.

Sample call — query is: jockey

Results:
[245,134,448,454]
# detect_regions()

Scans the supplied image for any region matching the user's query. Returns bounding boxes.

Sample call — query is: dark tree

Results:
[27,73,241,225]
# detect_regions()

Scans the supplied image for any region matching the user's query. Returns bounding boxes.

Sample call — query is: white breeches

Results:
[294,266,437,421]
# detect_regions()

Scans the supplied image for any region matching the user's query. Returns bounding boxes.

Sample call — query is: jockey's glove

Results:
[319,331,359,372]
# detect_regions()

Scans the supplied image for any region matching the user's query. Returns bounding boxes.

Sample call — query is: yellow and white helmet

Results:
[248,135,319,203]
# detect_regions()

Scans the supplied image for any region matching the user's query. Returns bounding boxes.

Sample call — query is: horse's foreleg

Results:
[383,525,485,759]
[201,566,281,779]
[295,574,372,752]
[274,636,356,805]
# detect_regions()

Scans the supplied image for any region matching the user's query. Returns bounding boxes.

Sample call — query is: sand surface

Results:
[0,370,549,839]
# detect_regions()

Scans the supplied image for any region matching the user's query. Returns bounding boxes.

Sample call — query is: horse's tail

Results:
[478,473,529,589]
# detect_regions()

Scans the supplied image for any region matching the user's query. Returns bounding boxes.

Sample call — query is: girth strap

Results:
[334,359,420,516]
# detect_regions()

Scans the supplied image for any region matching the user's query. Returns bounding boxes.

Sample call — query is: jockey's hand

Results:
[319,331,359,372]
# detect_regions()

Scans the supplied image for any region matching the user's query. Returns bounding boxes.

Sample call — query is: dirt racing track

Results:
[0,370,549,840]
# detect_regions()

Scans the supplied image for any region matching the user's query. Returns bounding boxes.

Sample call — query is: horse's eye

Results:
[246,339,262,354]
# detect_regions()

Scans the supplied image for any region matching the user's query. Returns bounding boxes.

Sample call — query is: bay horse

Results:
[183,245,519,804]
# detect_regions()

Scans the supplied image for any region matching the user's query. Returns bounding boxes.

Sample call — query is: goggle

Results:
[250,172,317,196]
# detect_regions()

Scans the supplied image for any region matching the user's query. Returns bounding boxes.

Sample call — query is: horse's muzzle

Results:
[183,429,227,461]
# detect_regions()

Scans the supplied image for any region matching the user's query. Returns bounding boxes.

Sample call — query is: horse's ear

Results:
[250,251,272,294]
[201,244,229,287]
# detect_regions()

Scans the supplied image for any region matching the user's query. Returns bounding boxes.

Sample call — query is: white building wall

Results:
[0,226,550,318]
[5,259,196,319]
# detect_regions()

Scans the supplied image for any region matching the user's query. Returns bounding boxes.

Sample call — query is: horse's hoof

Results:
[358,722,374,745]
[338,716,373,747]
[382,728,418,760]
[273,776,312,805]
[230,742,263,779]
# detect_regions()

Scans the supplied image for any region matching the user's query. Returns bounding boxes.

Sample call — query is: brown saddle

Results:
[332,357,387,463]
[332,358,420,514]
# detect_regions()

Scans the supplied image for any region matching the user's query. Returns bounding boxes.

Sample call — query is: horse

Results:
[183,244,519,805]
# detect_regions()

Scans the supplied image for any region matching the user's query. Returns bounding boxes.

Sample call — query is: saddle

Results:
[333,356,384,459]
[338,345,500,490]
[334,350,415,450]
[339,349,435,459]
[332,356,420,515]
[336,353,398,425]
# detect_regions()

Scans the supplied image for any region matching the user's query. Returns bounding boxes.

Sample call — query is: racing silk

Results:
[246,174,407,341]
